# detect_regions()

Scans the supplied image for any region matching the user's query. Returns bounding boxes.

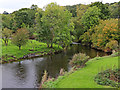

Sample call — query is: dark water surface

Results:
[2,44,108,88]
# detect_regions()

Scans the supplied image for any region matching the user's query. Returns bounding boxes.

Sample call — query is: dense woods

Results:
[1,1,120,61]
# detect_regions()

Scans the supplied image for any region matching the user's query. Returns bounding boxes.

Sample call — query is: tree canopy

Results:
[36,2,74,48]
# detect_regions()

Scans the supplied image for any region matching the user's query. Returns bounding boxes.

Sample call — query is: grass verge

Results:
[1,39,62,63]
[43,55,118,88]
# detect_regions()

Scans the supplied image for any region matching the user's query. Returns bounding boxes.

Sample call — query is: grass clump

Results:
[69,53,90,68]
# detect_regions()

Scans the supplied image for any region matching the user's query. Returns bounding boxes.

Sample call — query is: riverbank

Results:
[42,53,119,88]
[1,40,63,64]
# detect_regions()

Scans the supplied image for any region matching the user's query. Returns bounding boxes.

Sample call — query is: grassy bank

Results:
[1,39,62,63]
[43,55,118,88]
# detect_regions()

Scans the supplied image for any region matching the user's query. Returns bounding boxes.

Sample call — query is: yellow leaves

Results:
[98,34,102,37]
[106,37,109,40]
[111,34,115,37]
[112,29,117,32]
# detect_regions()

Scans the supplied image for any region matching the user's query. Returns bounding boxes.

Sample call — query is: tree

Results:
[2,14,13,29]
[65,4,79,17]
[90,1,110,19]
[35,8,43,29]
[72,4,89,42]
[2,28,12,46]
[11,28,29,50]
[13,11,29,28]
[76,4,89,19]
[91,19,119,50]
[30,4,38,10]
[3,11,9,14]
[81,6,101,32]
[37,3,74,48]
[108,2,119,18]
[12,7,38,29]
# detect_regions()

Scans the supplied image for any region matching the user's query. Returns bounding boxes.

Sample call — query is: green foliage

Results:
[79,29,93,45]
[13,11,29,28]
[2,28,12,46]
[81,6,101,32]
[12,7,38,30]
[94,69,120,88]
[37,2,74,48]
[43,56,118,88]
[76,4,89,19]
[109,2,119,18]
[72,5,89,42]
[80,19,119,50]
[30,4,38,10]
[42,76,65,88]
[2,14,13,29]
[69,53,89,67]
[2,39,62,61]
[91,19,119,50]
[11,28,29,50]
[105,40,118,51]
[90,1,110,19]
[65,4,79,17]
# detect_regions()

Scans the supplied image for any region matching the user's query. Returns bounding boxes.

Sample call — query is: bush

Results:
[69,53,89,67]
[94,69,120,88]
[81,19,119,50]
[105,40,118,51]
[91,19,119,50]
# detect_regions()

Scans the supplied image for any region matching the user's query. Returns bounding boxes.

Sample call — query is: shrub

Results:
[94,69,120,88]
[69,53,89,67]
[81,19,119,50]
[40,70,48,88]
[91,19,119,50]
[105,40,118,51]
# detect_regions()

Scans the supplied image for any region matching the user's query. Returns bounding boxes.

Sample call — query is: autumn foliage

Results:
[81,19,119,51]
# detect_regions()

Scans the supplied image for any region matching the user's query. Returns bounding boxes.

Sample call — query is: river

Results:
[2,44,109,88]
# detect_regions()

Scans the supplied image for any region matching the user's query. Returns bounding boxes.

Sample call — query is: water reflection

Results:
[2,44,109,88]
[14,61,26,81]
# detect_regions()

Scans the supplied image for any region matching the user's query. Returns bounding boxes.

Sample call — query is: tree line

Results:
[1,1,120,51]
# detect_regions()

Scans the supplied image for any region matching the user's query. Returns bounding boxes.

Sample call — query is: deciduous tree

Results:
[37,3,74,48]
[11,28,29,50]
[2,28,12,46]
[81,6,101,32]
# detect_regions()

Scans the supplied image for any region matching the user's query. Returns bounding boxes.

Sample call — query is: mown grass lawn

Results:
[56,56,118,88]
[2,39,62,60]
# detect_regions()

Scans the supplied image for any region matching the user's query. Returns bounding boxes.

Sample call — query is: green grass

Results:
[2,39,62,61]
[53,56,118,88]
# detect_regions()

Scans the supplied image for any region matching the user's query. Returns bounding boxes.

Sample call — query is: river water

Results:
[2,44,108,88]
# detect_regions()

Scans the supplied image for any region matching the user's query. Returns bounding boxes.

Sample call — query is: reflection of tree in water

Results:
[34,54,68,86]
[15,61,26,81]
[33,44,109,87]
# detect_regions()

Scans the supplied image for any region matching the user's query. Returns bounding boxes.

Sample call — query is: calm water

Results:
[2,44,108,88]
